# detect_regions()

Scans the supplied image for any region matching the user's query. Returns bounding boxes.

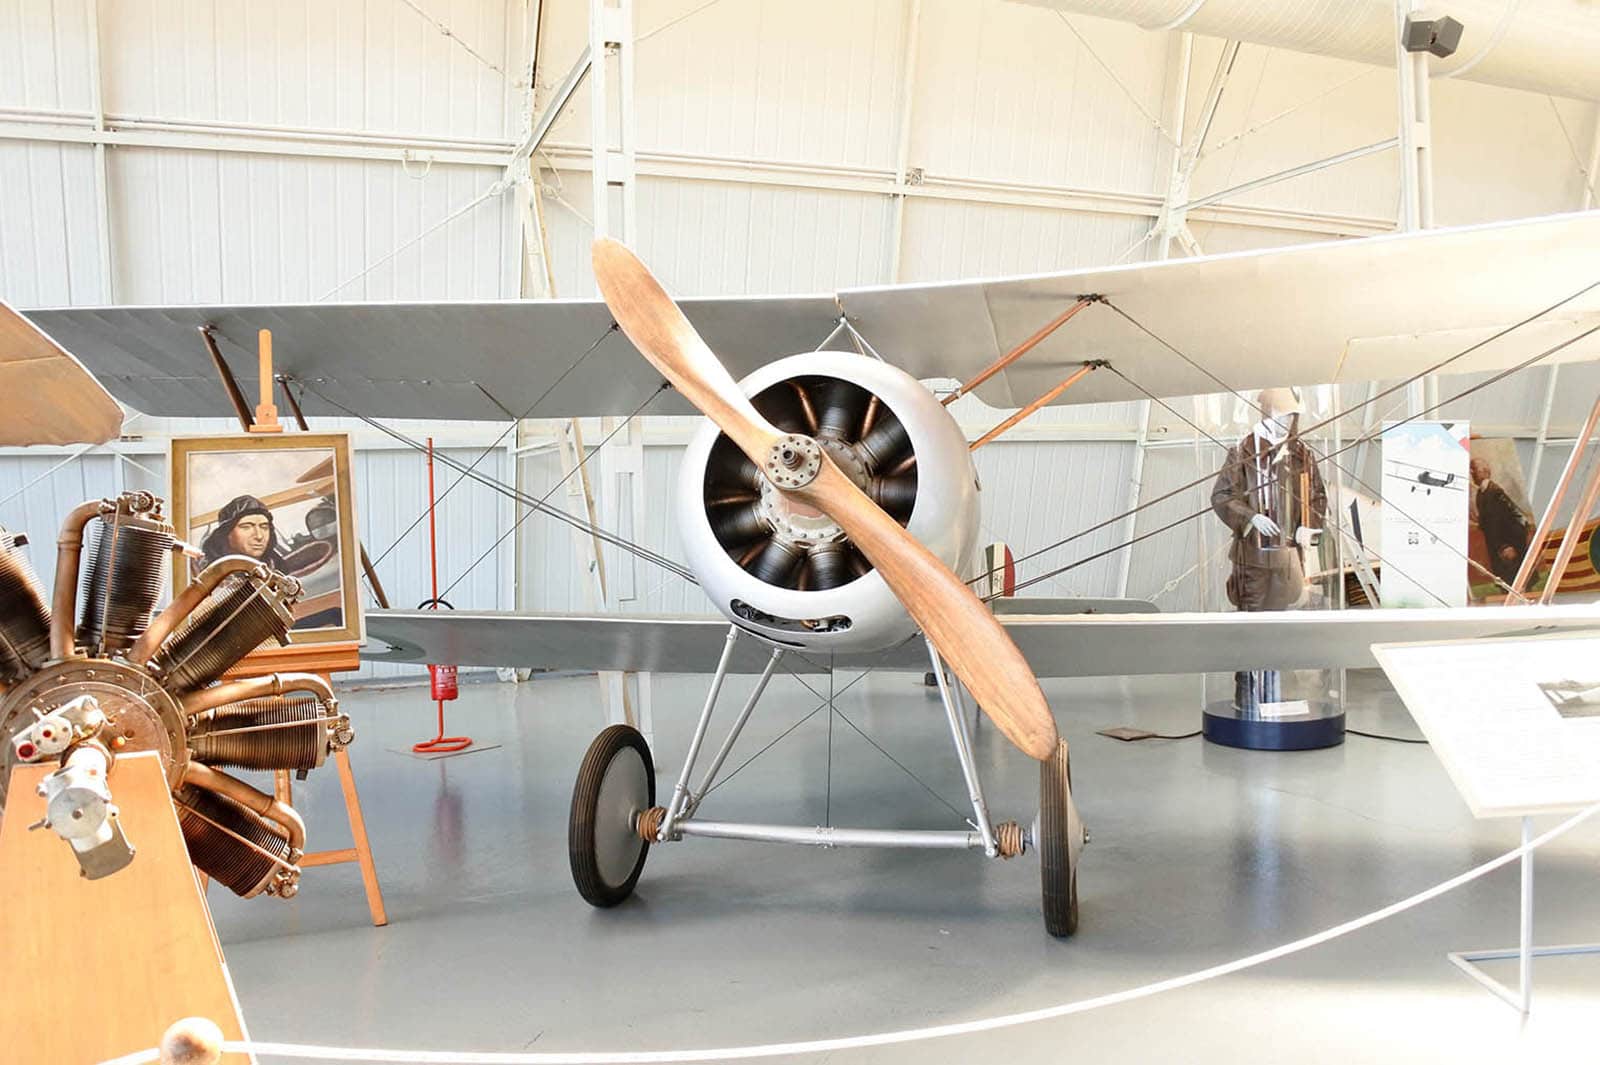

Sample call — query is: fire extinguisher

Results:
[418,597,459,701]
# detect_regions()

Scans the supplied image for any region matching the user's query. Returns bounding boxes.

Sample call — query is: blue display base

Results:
[1203,701,1346,751]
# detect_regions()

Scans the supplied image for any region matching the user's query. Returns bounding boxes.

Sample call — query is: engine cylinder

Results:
[76,511,173,655]
[150,573,296,693]
[0,530,51,682]
[175,784,294,898]
[679,352,980,654]
[188,693,342,772]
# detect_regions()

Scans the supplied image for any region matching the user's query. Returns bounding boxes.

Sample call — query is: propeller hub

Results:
[763,434,823,490]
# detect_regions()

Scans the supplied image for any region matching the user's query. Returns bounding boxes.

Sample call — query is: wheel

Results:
[1039,737,1082,937]
[569,724,655,908]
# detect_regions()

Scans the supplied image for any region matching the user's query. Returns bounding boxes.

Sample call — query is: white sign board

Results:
[1373,633,1600,818]
[1380,420,1470,607]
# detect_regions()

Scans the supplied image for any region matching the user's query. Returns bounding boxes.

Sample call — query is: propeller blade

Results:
[0,301,124,446]
[791,461,1058,760]
[591,238,1058,761]
[592,238,780,462]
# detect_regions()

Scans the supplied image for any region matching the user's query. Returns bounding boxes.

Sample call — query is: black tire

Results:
[569,724,655,908]
[1039,737,1080,937]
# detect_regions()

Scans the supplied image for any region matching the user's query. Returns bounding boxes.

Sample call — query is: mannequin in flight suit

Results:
[1210,387,1327,709]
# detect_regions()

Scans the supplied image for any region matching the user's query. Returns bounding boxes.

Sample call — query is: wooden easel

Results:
[224,643,387,926]
[0,753,253,1063]
[219,329,388,926]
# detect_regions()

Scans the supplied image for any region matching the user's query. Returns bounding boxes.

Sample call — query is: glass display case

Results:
[1194,385,1346,750]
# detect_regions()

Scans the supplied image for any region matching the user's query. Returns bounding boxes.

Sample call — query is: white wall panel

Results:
[0,140,106,304]
[1124,441,1227,611]
[98,0,513,142]
[108,148,515,302]
[1184,39,1598,229]
[539,0,906,168]
[1428,84,1597,227]
[1184,43,1398,224]
[0,0,95,112]
[898,198,1152,282]
[635,177,894,296]
[913,1,1169,193]
[538,172,894,298]
[973,439,1135,598]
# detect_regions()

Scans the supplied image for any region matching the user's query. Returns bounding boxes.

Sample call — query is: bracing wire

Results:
[1000,320,1600,598]
[1101,363,1501,606]
[361,323,619,570]
[439,384,668,599]
[975,276,1600,594]
[296,381,697,585]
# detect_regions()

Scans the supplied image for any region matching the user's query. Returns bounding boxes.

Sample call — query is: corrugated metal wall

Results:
[4,0,1600,642]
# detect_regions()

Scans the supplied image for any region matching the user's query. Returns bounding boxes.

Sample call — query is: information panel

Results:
[1379,420,1470,607]
[1373,632,1600,818]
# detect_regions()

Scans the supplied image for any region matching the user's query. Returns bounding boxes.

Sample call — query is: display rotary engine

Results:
[678,351,980,653]
[0,491,352,896]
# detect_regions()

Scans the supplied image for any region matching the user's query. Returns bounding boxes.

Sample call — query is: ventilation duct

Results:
[1011,1,1600,101]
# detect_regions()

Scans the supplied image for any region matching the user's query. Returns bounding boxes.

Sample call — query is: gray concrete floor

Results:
[206,667,1600,1064]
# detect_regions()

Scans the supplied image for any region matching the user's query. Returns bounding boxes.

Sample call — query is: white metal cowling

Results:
[677,351,979,655]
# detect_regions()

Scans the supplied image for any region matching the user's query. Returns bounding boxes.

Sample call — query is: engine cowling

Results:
[677,351,979,654]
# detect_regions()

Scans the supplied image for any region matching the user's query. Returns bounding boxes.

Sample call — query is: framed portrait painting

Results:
[169,432,364,646]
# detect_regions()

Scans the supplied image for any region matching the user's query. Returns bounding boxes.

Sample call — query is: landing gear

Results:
[568,724,655,908]
[565,627,1090,937]
[1038,737,1082,937]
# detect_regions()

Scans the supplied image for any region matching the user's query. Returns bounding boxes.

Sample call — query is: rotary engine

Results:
[679,351,980,654]
[0,491,352,897]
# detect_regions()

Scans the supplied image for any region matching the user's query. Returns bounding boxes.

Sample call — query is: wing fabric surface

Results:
[23,210,1600,421]
[364,605,1600,678]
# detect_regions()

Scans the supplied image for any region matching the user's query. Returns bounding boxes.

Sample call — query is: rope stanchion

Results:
[101,797,1600,1065]
[412,438,472,756]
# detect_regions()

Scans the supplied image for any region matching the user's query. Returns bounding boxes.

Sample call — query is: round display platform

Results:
[1202,700,1345,750]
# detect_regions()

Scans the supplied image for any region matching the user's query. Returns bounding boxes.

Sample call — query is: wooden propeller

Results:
[591,238,1059,761]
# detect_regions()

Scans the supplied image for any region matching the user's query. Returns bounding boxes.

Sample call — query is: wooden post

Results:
[196,324,384,925]
[227,642,387,926]
[969,363,1099,450]
[1540,447,1600,605]
[1511,390,1600,600]
[250,329,282,433]
[0,753,252,1063]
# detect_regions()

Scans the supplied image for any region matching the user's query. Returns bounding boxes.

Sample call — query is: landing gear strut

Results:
[565,626,1087,936]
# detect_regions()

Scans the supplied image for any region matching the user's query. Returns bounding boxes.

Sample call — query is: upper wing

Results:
[840,209,1600,408]
[364,604,1600,678]
[23,296,840,421]
[23,210,1600,421]
[0,301,124,445]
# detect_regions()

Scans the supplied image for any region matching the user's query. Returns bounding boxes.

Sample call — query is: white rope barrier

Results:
[102,797,1600,1065]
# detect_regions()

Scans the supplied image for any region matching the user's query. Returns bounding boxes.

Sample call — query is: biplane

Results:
[16,209,1600,935]
[1385,459,1466,495]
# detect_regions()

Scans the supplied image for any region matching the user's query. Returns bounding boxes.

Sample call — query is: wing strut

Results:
[940,296,1098,406]
[970,361,1105,450]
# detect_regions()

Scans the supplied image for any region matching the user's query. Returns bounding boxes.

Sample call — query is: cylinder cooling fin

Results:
[150,571,297,692]
[678,351,980,656]
[188,692,346,773]
[174,784,295,898]
[0,492,355,900]
[703,374,919,593]
[76,505,174,656]
[0,529,51,683]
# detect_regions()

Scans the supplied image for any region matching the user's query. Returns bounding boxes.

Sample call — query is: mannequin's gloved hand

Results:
[1295,526,1321,550]
[1248,513,1281,539]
